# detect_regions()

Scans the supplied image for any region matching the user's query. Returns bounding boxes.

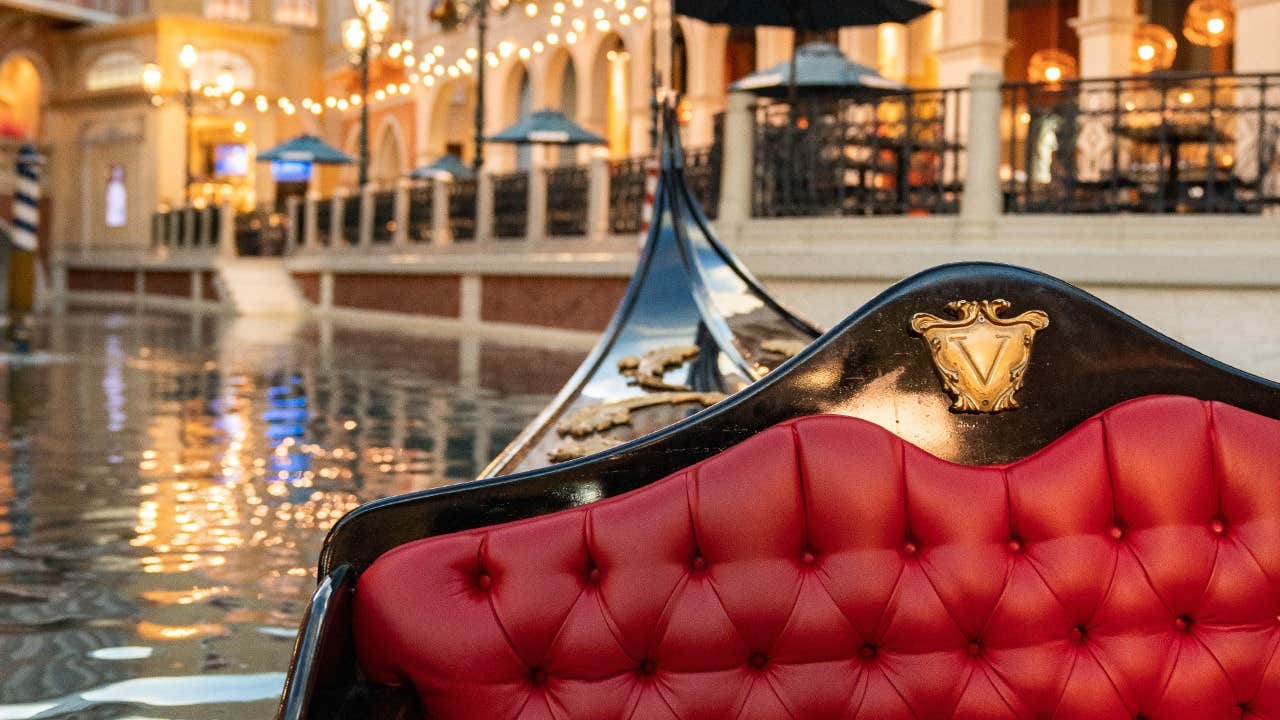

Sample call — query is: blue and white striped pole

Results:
[9,144,43,348]
[13,144,42,253]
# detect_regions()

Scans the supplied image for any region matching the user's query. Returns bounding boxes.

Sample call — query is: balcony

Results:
[0,0,142,24]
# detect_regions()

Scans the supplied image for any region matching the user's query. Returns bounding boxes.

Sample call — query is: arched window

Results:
[274,0,317,26]
[204,0,249,20]
[191,49,255,90]
[86,51,145,91]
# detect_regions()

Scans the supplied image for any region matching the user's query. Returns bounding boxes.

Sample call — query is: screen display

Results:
[214,144,249,177]
[270,159,313,182]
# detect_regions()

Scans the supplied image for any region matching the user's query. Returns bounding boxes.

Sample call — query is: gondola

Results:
[481,107,822,478]
[276,107,822,718]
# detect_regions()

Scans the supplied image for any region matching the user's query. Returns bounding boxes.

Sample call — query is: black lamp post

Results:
[343,0,391,188]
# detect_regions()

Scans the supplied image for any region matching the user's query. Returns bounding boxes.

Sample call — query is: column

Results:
[717,91,755,239]
[332,192,347,246]
[1070,0,1140,78]
[303,193,319,250]
[1235,0,1280,72]
[285,196,301,253]
[527,147,548,243]
[839,27,878,68]
[958,70,1003,241]
[934,0,1008,88]
[476,170,494,243]
[358,184,374,248]
[218,203,236,258]
[432,177,452,247]
[586,151,610,242]
[393,179,411,247]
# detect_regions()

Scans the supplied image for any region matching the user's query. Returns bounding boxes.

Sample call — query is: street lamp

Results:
[179,43,200,193]
[342,0,390,188]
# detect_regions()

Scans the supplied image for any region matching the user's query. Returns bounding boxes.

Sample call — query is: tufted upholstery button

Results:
[800,550,816,565]
[1236,702,1249,717]
[638,658,656,676]
[1175,615,1192,631]
[475,571,491,590]
[1071,624,1087,642]
[1211,518,1228,535]
[1007,536,1023,553]
[690,554,707,572]
[1109,524,1126,541]
[528,667,547,685]
[858,643,877,659]
[902,540,918,557]
[587,566,602,584]
[748,652,768,669]
[967,641,982,657]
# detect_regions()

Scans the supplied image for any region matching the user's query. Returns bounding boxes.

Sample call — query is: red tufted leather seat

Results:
[353,395,1280,719]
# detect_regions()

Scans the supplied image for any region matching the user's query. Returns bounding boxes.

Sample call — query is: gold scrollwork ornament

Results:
[910,299,1050,413]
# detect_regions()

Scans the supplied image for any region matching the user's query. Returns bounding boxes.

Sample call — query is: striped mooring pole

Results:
[10,144,43,349]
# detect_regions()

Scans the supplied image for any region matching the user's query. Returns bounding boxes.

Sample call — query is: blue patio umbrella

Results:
[257,134,354,164]
[408,153,475,179]
[488,110,606,146]
[729,42,907,99]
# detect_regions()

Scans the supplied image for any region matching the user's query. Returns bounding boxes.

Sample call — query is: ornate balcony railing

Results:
[492,171,529,239]
[546,165,590,237]
[609,156,648,234]
[235,210,287,256]
[685,145,721,220]
[371,189,396,244]
[448,179,477,241]
[1002,72,1280,214]
[752,88,966,217]
[315,198,333,246]
[341,195,360,245]
[407,182,433,244]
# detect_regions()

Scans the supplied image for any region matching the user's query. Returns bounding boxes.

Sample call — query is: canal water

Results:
[0,309,584,719]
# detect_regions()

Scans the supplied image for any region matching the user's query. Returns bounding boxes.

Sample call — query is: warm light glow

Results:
[229,90,245,106]
[216,67,235,94]
[1131,23,1177,73]
[367,2,390,38]
[142,62,162,93]
[388,42,402,59]
[1044,65,1062,82]
[342,17,367,52]
[353,0,374,16]
[1178,90,1195,104]
[1137,44,1155,61]
[1027,48,1077,85]
[178,44,199,71]
[525,3,537,16]
[233,120,247,135]
[1207,16,1225,34]
[633,4,646,17]
[1183,0,1234,47]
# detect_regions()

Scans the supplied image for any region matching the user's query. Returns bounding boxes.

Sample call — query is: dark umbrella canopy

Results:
[257,134,353,164]
[674,0,933,30]
[409,154,475,179]
[729,42,907,98]
[488,110,607,145]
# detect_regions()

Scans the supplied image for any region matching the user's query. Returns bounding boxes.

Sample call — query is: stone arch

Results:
[489,59,532,170]
[190,48,256,91]
[541,47,580,165]
[0,49,50,140]
[587,31,633,158]
[372,113,409,186]
[426,78,476,164]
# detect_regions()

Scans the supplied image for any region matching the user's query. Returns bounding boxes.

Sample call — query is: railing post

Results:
[358,183,375,248]
[587,151,610,242]
[182,205,196,249]
[167,207,180,248]
[433,176,453,247]
[528,152,548,242]
[198,205,213,249]
[332,191,347,247]
[285,195,301,253]
[476,170,494,243]
[393,179,411,247]
[958,69,1003,241]
[718,91,756,240]
[218,202,236,258]
[303,193,319,250]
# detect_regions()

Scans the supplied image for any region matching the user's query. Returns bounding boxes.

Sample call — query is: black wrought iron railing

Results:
[204,205,222,248]
[1002,72,1280,214]
[341,194,361,245]
[610,156,648,234]
[753,89,966,217]
[372,189,396,244]
[234,210,287,256]
[685,145,722,220]
[492,171,529,239]
[449,179,477,241]
[407,182,433,244]
[315,198,333,246]
[546,165,590,237]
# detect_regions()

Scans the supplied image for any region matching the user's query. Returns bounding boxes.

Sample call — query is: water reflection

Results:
[0,309,579,719]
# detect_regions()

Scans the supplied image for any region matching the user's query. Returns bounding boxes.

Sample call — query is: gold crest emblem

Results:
[910,299,1050,413]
